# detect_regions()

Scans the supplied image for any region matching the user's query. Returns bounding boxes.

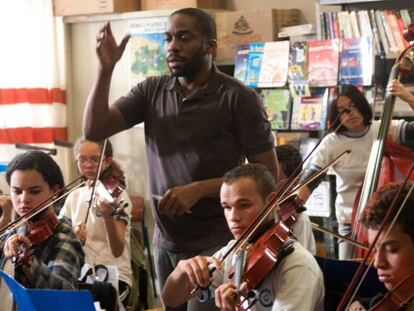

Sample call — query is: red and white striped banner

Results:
[0,87,67,144]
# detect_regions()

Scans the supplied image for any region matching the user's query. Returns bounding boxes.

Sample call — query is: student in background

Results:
[59,138,132,307]
[162,163,324,310]
[276,144,316,254]
[298,84,414,259]
[0,195,12,229]
[0,151,84,310]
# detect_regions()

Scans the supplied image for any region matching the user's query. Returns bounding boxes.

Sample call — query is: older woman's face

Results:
[337,95,366,133]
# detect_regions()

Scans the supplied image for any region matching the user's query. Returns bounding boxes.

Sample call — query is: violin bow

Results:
[0,176,85,241]
[190,110,355,296]
[232,108,356,254]
[350,32,414,259]
[83,139,108,226]
[337,164,414,311]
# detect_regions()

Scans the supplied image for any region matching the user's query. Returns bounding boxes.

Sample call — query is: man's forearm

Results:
[83,67,114,140]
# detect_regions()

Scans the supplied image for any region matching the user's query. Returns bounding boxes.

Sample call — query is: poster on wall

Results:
[129,17,169,87]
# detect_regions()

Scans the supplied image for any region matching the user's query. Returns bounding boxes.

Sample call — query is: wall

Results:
[227,0,316,24]
[67,16,153,199]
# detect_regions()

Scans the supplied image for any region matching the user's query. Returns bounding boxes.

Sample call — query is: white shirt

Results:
[211,241,325,311]
[59,186,133,286]
[293,212,316,255]
[310,120,404,224]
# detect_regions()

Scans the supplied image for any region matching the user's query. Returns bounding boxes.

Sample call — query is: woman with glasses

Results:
[297,81,414,260]
[59,138,132,306]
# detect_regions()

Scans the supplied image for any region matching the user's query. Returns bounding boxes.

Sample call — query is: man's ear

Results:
[207,38,217,57]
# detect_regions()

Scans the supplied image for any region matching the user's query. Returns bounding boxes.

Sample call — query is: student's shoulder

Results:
[282,242,320,270]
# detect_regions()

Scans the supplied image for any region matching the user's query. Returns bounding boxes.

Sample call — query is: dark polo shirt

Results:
[114,65,274,252]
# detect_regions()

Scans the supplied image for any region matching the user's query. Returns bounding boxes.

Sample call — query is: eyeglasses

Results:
[76,156,100,166]
[337,102,356,115]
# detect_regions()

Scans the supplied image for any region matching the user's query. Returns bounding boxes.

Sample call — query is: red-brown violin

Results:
[369,273,414,311]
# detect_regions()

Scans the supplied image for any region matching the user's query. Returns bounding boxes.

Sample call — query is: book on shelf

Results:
[290,88,329,131]
[245,43,265,88]
[258,41,290,88]
[261,88,291,130]
[288,41,308,84]
[307,39,340,87]
[233,44,250,84]
[339,36,374,86]
[278,24,316,38]
[368,9,385,56]
[319,8,413,58]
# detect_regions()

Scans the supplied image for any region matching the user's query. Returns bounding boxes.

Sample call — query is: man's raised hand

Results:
[96,22,130,70]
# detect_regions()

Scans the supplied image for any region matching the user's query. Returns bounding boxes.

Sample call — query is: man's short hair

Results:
[223,163,275,200]
[361,182,414,243]
[171,8,217,41]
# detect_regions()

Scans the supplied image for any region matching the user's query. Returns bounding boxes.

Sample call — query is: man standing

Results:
[83,8,278,310]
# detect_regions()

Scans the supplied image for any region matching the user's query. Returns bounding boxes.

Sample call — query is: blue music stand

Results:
[0,270,96,311]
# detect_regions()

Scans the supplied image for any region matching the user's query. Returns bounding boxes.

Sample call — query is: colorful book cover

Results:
[339,37,374,86]
[288,41,307,84]
[129,17,169,86]
[290,88,329,130]
[233,44,250,84]
[245,43,264,88]
[307,39,340,87]
[258,41,290,88]
[261,89,291,130]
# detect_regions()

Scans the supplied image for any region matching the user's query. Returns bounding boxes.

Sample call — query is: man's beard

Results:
[168,48,207,78]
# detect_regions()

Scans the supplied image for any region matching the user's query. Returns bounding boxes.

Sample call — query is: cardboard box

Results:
[53,0,139,16]
[141,0,225,10]
[215,9,300,61]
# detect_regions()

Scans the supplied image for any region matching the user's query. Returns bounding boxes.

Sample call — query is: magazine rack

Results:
[0,270,95,311]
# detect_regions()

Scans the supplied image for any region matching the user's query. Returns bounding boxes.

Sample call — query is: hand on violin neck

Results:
[3,233,31,261]
[176,255,219,289]
[215,281,248,311]
[0,195,13,223]
[95,196,117,219]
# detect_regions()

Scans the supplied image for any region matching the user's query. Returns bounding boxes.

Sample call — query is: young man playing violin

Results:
[59,138,132,306]
[349,182,414,310]
[0,151,85,310]
[162,163,324,310]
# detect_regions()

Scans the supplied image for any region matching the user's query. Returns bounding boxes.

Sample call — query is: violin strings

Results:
[337,164,414,311]
[0,176,84,235]
[348,66,401,259]
[83,139,108,226]
[344,182,414,310]
[0,180,86,242]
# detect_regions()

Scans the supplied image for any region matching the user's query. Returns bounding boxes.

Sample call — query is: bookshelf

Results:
[315,0,414,117]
